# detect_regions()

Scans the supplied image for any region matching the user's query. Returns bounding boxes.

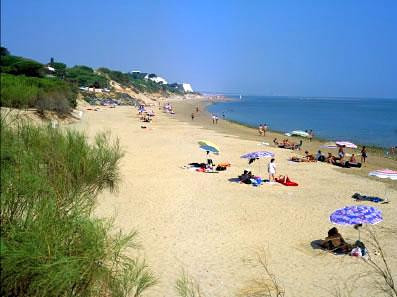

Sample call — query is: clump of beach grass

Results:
[175,271,205,297]
[0,117,155,297]
[237,249,285,297]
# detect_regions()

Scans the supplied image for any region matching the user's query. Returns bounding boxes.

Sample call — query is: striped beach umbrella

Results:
[240,151,274,159]
[320,142,338,149]
[335,141,357,149]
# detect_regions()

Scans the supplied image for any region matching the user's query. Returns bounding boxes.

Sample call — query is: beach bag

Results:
[350,247,362,257]
[354,240,367,256]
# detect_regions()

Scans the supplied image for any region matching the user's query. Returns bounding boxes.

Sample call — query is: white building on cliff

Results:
[182,83,193,93]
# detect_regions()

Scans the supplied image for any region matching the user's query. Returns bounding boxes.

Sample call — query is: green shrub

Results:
[97,68,130,86]
[0,74,77,111]
[66,65,109,88]
[1,55,44,77]
[0,119,156,297]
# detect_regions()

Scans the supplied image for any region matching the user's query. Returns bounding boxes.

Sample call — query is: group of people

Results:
[323,146,367,166]
[212,114,219,124]
[138,105,154,122]
[163,103,175,114]
[191,106,200,120]
[237,158,277,184]
[258,123,268,136]
[305,129,314,142]
[274,138,303,150]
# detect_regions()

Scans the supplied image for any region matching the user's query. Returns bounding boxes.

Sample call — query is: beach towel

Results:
[218,162,231,167]
[275,176,298,186]
[251,177,263,186]
[352,193,385,203]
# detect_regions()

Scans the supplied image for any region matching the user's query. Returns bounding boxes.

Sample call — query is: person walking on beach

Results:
[191,112,195,121]
[268,158,276,182]
[212,114,216,124]
[309,129,314,142]
[263,123,268,136]
[258,124,263,136]
[215,115,219,124]
[361,146,367,163]
[196,106,199,113]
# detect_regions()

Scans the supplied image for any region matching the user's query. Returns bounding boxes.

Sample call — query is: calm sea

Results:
[207,96,397,148]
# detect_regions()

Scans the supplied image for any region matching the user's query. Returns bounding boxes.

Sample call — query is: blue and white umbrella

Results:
[198,140,220,155]
[199,145,219,155]
[330,205,383,225]
[240,151,274,159]
[330,205,383,239]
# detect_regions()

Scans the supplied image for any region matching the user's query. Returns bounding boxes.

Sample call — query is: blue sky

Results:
[1,0,397,97]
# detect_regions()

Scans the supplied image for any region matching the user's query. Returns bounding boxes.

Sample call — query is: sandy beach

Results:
[73,100,397,296]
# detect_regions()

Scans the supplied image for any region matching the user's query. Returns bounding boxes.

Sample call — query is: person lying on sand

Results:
[289,156,316,162]
[239,170,253,184]
[304,151,316,161]
[279,139,294,149]
[320,227,352,254]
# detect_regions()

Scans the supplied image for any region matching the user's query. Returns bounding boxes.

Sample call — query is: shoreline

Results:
[171,98,397,190]
[207,97,395,150]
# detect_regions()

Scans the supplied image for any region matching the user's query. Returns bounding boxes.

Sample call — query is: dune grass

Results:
[0,117,155,297]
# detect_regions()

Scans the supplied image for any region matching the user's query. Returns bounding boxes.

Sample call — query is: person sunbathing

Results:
[284,140,295,150]
[294,140,303,150]
[290,156,315,162]
[320,227,352,254]
[304,151,316,161]
[239,170,253,184]
[349,154,357,163]
[325,153,336,164]
[278,139,287,148]
[273,138,279,146]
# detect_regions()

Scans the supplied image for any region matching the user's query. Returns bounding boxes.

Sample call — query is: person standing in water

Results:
[268,158,276,182]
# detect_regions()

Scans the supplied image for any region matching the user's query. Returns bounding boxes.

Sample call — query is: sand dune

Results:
[73,104,397,297]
